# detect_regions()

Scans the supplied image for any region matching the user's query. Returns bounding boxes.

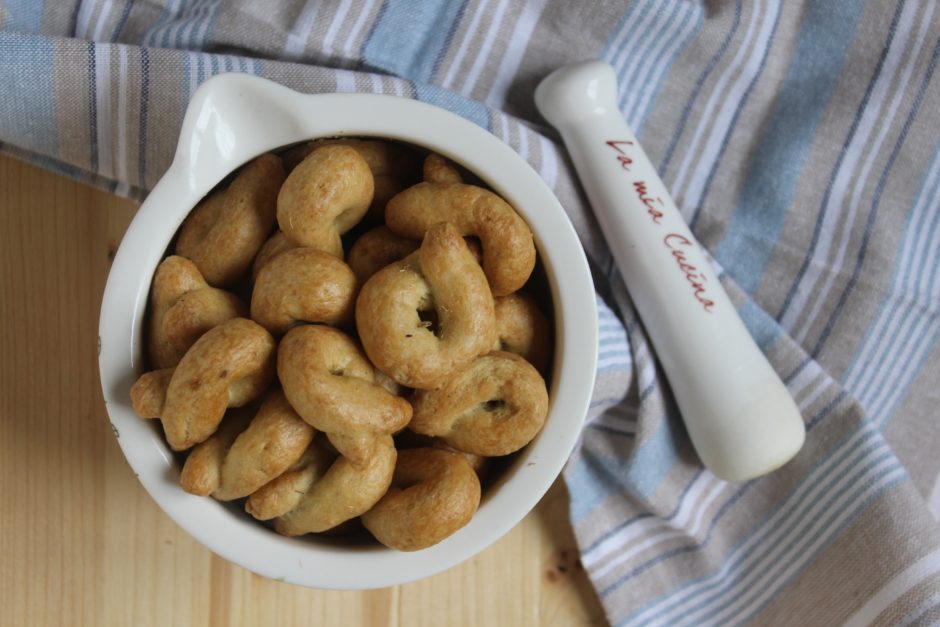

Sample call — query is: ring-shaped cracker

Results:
[270,436,397,535]
[385,181,535,296]
[179,388,315,500]
[355,222,496,390]
[251,231,297,280]
[244,440,334,521]
[148,256,246,368]
[409,351,549,456]
[493,293,552,374]
[272,325,409,534]
[251,247,358,335]
[422,153,463,184]
[277,145,374,257]
[346,226,419,283]
[176,154,284,286]
[362,447,481,551]
[282,138,419,220]
[277,324,412,465]
[131,318,276,450]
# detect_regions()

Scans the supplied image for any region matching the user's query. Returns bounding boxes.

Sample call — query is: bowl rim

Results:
[98,73,598,589]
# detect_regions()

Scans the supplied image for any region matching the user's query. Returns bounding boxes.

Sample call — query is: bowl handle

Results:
[170,73,309,191]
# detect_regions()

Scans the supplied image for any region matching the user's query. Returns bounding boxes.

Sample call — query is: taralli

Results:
[251,231,297,280]
[423,153,463,184]
[410,351,549,457]
[395,430,490,479]
[179,388,315,500]
[356,222,496,390]
[282,138,419,220]
[177,407,252,494]
[148,256,246,368]
[132,318,276,450]
[271,325,411,534]
[245,439,334,520]
[346,225,481,284]
[386,181,536,296]
[277,145,374,257]
[362,447,481,551]
[251,247,358,335]
[129,367,175,417]
[373,368,406,397]
[346,226,418,283]
[266,436,398,535]
[280,142,318,172]
[278,324,412,464]
[282,138,415,179]
[134,137,554,550]
[176,154,284,286]
[494,293,552,374]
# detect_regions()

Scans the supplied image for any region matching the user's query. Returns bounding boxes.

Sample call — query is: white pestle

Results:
[535,60,804,482]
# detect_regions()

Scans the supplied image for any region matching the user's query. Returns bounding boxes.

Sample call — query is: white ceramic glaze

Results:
[535,60,804,482]
[98,74,597,589]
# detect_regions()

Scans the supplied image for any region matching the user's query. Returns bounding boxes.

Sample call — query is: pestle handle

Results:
[535,60,804,481]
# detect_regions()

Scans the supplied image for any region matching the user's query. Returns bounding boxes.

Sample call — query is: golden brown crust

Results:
[394,430,490,479]
[276,145,374,257]
[250,247,358,335]
[217,389,315,500]
[261,325,413,535]
[372,368,406,397]
[176,154,284,286]
[329,138,417,220]
[277,325,412,464]
[157,318,276,450]
[251,231,297,281]
[355,222,496,390]
[133,137,553,550]
[273,435,397,535]
[493,293,552,375]
[386,182,535,296]
[346,226,419,283]
[179,389,316,500]
[148,256,247,369]
[410,351,549,456]
[244,440,335,521]
[179,407,253,496]
[423,153,463,184]
[282,139,419,222]
[246,466,316,521]
[129,367,175,418]
[362,447,481,551]
[283,138,415,178]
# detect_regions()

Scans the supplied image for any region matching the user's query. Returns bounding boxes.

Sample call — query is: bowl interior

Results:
[98,74,597,589]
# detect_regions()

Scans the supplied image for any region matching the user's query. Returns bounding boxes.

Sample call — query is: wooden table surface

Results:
[0,154,607,627]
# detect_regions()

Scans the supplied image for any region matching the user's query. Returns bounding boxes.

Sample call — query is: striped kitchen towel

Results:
[2,1,940,624]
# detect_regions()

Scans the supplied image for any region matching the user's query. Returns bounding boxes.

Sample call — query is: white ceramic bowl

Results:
[98,73,597,589]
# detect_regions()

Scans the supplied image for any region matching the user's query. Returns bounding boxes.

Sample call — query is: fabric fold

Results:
[3,1,939,624]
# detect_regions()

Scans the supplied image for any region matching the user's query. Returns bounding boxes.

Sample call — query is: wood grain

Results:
[0,154,608,627]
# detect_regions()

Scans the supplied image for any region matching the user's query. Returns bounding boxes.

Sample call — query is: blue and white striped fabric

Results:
[2,1,940,624]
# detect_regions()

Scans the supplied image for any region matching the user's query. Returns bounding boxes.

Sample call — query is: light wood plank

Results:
[0,154,607,627]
